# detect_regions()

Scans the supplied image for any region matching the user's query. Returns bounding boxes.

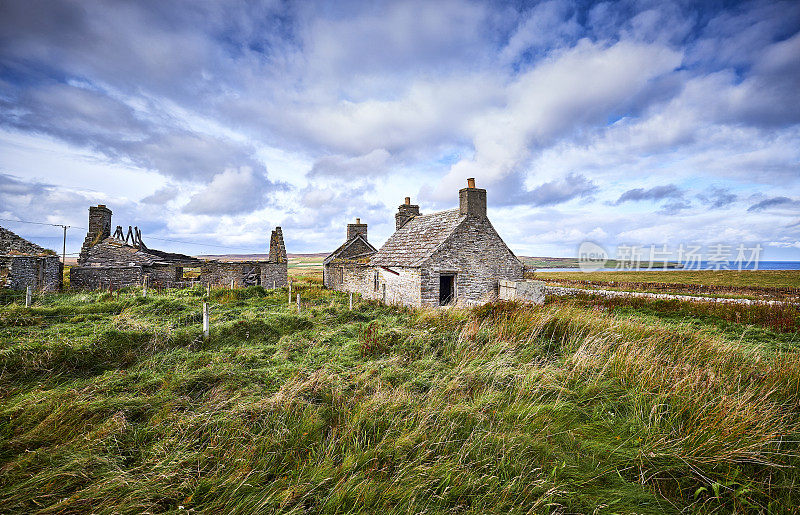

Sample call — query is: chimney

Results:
[268,226,286,263]
[396,197,420,230]
[88,204,112,241]
[78,204,112,265]
[347,218,368,241]
[459,178,486,217]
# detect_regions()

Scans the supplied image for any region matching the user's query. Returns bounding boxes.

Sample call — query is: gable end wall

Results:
[421,215,523,306]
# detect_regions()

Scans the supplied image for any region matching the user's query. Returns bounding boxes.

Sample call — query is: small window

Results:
[439,273,455,305]
[373,270,379,291]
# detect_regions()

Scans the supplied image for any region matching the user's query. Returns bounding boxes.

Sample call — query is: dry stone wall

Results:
[0,256,61,291]
[70,266,143,290]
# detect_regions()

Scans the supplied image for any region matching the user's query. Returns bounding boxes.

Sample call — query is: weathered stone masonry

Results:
[70,204,288,290]
[0,226,62,291]
[324,179,524,308]
[201,227,287,288]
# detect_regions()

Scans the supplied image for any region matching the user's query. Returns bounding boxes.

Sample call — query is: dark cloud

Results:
[141,185,179,205]
[696,186,737,209]
[615,185,684,204]
[747,196,800,212]
[658,199,692,215]
[526,173,597,206]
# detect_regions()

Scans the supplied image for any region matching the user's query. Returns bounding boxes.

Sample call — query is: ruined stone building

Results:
[70,204,288,290]
[0,226,62,291]
[200,227,288,288]
[71,205,202,289]
[324,179,524,307]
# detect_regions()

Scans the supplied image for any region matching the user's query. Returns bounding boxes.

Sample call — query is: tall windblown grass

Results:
[0,289,798,513]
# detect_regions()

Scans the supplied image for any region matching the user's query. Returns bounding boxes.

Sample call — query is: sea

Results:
[536,261,800,272]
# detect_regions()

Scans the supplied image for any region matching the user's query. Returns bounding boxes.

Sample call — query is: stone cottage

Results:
[324,178,524,307]
[322,218,377,289]
[70,204,288,290]
[0,226,62,291]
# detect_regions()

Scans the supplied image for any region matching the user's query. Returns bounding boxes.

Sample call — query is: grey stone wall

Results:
[330,264,422,306]
[261,262,288,288]
[70,265,142,290]
[201,260,287,288]
[0,255,62,291]
[498,279,545,304]
[421,215,523,307]
[146,265,182,288]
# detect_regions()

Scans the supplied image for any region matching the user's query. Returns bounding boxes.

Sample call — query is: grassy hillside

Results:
[1,280,799,513]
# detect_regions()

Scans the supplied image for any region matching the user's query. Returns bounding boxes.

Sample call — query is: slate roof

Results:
[370,209,465,267]
[323,234,377,265]
[83,237,200,267]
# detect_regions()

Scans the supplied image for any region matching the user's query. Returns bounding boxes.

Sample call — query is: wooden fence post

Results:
[349,291,353,311]
[25,285,32,308]
[382,283,386,304]
[207,283,211,297]
[230,279,234,290]
[202,302,209,340]
[142,276,148,297]
[296,293,301,313]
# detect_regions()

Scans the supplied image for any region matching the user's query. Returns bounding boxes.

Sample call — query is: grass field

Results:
[1,278,799,513]
[535,269,800,289]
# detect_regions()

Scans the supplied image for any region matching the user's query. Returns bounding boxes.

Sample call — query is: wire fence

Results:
[0,281,357,347]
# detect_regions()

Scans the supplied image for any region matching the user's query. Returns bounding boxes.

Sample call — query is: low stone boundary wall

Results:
[543,285,788,306]
[498,279,545,304]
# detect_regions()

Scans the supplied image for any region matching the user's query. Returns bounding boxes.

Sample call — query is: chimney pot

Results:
[467,178,475,189]
[356,218,360,224]
[404,197,410,205]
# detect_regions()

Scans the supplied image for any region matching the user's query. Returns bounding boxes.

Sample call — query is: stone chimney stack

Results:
[268,226,286,263]
[395,196,420,230]
[347,218,368,241]
[459,178,486,217]
[89,205,112,241]
[78,204,113,265]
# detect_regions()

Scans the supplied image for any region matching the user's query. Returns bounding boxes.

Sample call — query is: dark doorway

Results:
[439,274,455,305]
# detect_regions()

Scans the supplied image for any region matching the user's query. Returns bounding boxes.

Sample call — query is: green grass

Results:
[1,281,799,513]
[535,269,800,289]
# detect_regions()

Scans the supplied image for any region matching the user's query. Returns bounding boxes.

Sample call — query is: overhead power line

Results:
[1,217,266,255]
[0,217,85,230]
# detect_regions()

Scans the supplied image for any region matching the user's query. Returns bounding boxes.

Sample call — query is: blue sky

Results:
[0,0,798,260]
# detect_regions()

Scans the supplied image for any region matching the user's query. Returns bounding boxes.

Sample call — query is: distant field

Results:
[288,254,323,279]
[535,269,800,289]
[522,256,681,269]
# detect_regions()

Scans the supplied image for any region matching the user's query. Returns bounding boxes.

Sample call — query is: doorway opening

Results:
[439,273,455,305]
